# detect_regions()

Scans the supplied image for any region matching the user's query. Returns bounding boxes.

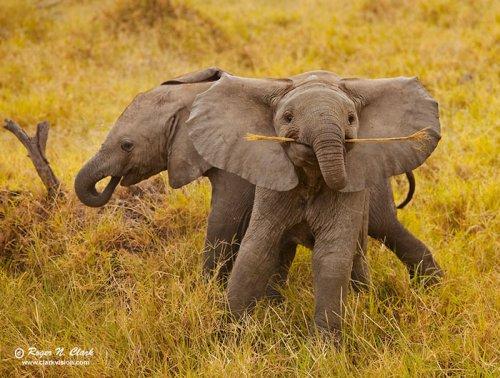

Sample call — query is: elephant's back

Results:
[148,81,214,109]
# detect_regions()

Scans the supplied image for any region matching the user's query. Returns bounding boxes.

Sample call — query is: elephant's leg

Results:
[204,169,255,282]
[227,188,301,318]
[266,233,371,302]
[204,209,249,281]
[310,190,366,337]
[266,239,370,299]
[372,220,443,285]
[227,232,286,316]
[312,248,353,337]
[351,190,371,292]
[266,239,370,300]
[264,241,297,301]
[368,179,443,285]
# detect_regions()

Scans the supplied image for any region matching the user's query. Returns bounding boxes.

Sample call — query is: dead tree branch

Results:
[3,119,62,199]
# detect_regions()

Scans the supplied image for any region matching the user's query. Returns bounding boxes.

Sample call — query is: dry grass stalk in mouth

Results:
[244,134,296,142]
[245,127,432,144]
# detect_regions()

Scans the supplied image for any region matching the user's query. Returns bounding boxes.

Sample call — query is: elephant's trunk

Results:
[311,124,347,191]
[74,152,121,207]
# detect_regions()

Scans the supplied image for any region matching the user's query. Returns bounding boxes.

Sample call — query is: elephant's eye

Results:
[283,111,294,123]
[121,140,134,152]
[348,114,356,125]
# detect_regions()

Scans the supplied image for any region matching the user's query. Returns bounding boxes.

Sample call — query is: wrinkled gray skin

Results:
[74,68,442,313]
[185,70,442,337]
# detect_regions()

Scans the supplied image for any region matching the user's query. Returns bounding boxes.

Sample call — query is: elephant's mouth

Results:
[120,168,159,187]
[284,143,318,168]
[120,173,141,187]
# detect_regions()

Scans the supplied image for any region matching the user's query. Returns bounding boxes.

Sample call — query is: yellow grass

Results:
[0,0,499,376]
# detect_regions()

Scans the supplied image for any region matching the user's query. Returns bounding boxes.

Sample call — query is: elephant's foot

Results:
[351,278,370,293]
[202,241,238,285]
[410,262,444,287]
[264,285,286,304]
[202,264,230,286]
[312,319,342,347]
[408,251,444,287]
[350,255,371,293]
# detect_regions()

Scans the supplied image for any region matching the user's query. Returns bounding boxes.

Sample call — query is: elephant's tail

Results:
[396,171,415,209]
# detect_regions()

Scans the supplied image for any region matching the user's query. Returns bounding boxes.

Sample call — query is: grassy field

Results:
[0,0,499,376]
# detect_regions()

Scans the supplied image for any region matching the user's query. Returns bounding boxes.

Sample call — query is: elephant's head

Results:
[186,71,440,192]
[74,68,225,207]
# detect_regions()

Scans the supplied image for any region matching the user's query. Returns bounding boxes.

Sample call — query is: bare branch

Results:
[36,121,49,160]
[3,119,62,199]
[4,119,31,150]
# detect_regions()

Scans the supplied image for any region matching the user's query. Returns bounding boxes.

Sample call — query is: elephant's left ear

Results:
[339,77,441,192]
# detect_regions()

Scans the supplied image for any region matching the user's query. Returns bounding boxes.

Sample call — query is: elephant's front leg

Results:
[227,188,301,318]
[309,190,366,336]
[204,205,251,281]
[204,169,255,282]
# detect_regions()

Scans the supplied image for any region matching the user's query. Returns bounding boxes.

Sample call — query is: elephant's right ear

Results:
[162,67,227,85]
[186,74,298,191]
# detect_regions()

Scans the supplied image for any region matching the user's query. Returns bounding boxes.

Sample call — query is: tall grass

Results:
[0,0,498,375]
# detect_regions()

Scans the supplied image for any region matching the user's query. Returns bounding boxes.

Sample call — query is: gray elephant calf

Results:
[184,71,441,335]
[74,68,442,298]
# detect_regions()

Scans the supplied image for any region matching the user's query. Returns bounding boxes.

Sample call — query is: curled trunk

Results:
[74,152,120,207]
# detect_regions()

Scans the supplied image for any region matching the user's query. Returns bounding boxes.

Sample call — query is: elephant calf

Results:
[74,68,442,301]
[185,71,441,336]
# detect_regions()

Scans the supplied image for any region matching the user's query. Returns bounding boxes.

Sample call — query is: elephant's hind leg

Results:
[265,241,297,301]
[351,191,371,292]
[368,179,443,285]
[371,220,443,285]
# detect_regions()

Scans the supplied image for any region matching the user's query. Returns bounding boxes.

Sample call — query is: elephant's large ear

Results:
[159,68,228,187]
[167,106,212,188]
[186,74,298,191]
[162,67,226,85]
[340,77,441,192]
